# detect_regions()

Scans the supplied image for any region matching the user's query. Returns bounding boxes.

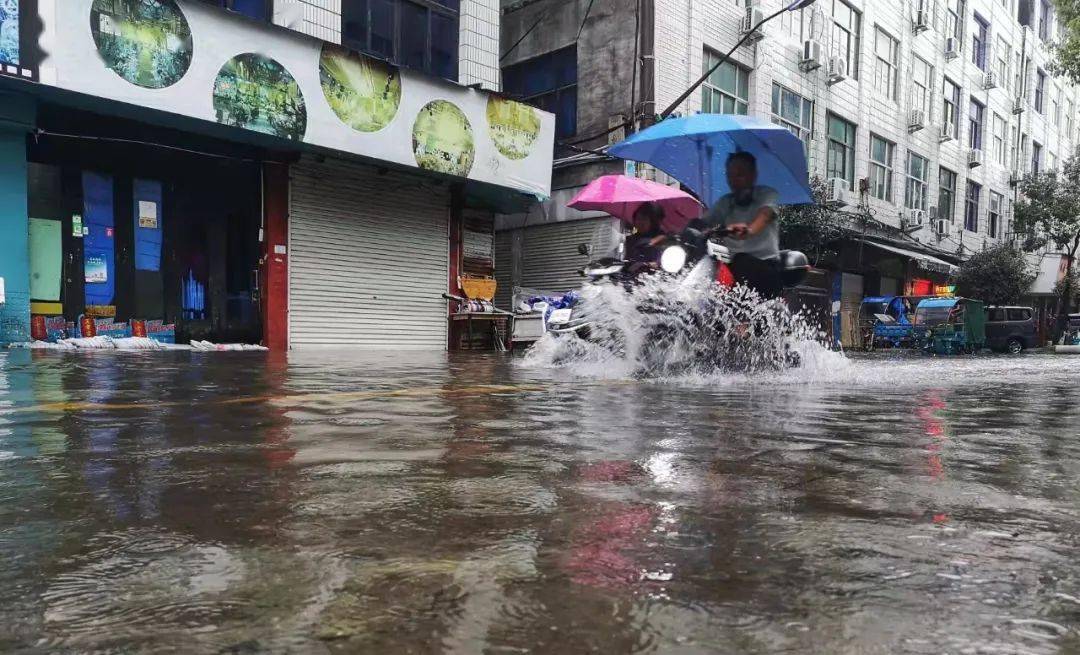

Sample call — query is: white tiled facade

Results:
[274,0,501,90]
[654,0,1080,255]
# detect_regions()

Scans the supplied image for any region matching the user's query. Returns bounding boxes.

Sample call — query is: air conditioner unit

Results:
[905,209,926,228]
[913,9,929,34]
[800,40,822,72]
[983,72,998,90]
[936,218,952,238]
[1012,97,1026,114]
[826,177,848,207]
[741,7,766,42]
[909,109,926,132]
[826,56,847,85]
[939,122,956,143]
[968,149,984,168]
[944,37,960,60]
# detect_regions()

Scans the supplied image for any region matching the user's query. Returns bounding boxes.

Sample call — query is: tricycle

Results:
[913,297,987,355]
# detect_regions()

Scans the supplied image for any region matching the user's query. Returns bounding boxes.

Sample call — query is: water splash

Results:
[522,271,844,382]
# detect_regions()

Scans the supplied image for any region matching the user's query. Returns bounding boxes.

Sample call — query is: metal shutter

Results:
[289,158,449,349]
[493,230,514,310]
[519,219,620,293]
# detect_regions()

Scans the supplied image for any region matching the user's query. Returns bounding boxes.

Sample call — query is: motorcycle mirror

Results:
[577,243,593,256]
[659,245,688,273]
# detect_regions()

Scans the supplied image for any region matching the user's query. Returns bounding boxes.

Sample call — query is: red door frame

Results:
[261,162,289,351]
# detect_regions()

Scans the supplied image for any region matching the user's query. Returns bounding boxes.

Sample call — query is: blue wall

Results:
[0,94,33,345]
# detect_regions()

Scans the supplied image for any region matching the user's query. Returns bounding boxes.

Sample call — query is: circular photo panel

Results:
[412,100,475,177]
[319,44,402,133]
[487,97,540,161]
[213,53,307,141]
[90,0,193,89]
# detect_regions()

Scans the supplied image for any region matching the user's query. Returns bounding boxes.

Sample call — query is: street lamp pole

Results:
[657,0,819,120]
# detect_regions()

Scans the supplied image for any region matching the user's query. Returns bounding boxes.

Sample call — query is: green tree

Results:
[1050,0,1080,84]
[954,243,1035,305]
[777,177,849,265]
[1013,154,1080,318]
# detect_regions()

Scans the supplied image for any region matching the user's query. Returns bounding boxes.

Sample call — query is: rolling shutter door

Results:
[519,218,620,293]
[493,230,514,310]
[289,158,449,349]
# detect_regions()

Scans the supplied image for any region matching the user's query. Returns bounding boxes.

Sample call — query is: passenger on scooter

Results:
[700,152,784,299]
[624,202,668,276]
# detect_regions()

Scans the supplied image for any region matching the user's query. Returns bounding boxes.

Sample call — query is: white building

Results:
[654,0,1078,257]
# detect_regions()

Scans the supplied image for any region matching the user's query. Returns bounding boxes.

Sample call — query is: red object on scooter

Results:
[716,263,736,288]
[30,316,47,341]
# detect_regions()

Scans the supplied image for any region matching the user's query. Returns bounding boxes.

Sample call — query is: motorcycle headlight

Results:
[660,245,688,273]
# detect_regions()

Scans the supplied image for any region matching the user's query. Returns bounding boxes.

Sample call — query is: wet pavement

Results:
[1,348,1079,653]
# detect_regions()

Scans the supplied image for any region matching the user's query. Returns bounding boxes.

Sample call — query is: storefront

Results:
[0,0,553,349]
[22,106,266,344]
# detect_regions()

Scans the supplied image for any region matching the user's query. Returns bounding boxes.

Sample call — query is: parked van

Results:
[986,306,1038,354]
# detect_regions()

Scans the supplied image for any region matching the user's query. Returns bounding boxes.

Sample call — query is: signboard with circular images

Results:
[486,97,540,160]
[212,53,307,141]
[412,100,475,177]
[319,44,401,133]
[90,0,193,89]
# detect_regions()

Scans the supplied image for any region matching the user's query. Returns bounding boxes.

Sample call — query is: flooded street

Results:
[1,349,1079,654]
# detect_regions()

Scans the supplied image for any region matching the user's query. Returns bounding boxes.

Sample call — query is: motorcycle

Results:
[544,228,811,373]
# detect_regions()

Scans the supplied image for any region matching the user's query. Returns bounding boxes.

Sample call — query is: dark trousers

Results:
[730,254,783,300]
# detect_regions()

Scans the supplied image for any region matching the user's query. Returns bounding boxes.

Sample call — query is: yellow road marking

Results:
[0,383,550,415]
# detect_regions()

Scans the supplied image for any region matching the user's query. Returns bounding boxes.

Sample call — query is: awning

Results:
[1030,253,1066,295]
[864,240,959,276]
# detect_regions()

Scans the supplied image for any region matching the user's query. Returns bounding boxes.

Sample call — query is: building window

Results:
[1035,69,1046,113]
[943,78,961,137]
[939,167,957,223]
[873,27,898,100]
[702,50,750,115]
[1019,0,1034,27]
[906,152,930,211]
[989,191,1003,238]
[1039,0,1052,41]
[343,0,461,80]
[911,56,933,117]
[869,134,895,202]
[965,181,981,232]
[1032,140,1043,173]
[770,83,813,151]
[780,5,807,41]
[502,46,577,138]
[993,113,1007,165]
[945,0,965,40]
[1067,100,1075,137]
[827,113,856,189]
[972,14,989,70]
[205,0,271,20]
[969,98,985,151]
[996,36,1010,91]
[831,0,861,80]
[1052,86,1061,127]
[1048,151,1057,172]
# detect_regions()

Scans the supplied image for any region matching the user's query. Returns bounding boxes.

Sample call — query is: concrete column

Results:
[0,96,33,346]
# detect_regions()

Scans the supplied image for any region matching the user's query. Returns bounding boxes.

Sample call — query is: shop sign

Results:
[33,0,556,197]
[916,258,953,275]
[0,0,37,80]
[933,284,956,297]
[72,213,83,238]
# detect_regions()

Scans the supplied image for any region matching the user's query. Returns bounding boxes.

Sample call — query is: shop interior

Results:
[26,106,265,344]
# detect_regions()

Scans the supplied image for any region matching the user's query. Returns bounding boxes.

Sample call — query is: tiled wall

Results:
[461,0,502,90]
[274,0,500,89]
[653,0,1079,253]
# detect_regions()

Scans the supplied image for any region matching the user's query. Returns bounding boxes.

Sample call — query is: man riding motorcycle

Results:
[698,151,784,300]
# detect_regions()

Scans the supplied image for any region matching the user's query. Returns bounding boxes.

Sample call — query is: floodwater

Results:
[1,348,1079,654]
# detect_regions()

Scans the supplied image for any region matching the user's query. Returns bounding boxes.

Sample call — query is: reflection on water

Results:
[1,349,1079,653]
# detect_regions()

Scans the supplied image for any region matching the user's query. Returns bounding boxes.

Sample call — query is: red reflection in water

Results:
[564,503,656,589]
[577,460,642,484]
[916,389,951,524]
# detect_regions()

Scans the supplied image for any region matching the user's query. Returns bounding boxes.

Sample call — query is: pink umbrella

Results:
[567,175,704,234]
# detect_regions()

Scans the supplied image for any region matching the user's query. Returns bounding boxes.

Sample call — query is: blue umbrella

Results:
[608,114,813,207]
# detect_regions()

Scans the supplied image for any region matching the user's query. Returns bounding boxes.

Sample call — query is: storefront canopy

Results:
[1030,253,1066,295]
[864,240,959,276]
